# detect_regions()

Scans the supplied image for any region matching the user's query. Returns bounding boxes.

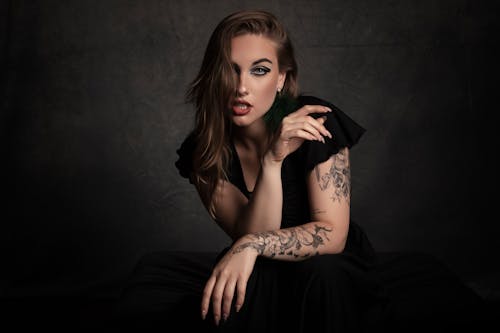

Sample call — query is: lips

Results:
[232,99,252,116]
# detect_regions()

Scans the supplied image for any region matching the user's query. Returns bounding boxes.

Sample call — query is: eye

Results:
[251,66,270,76]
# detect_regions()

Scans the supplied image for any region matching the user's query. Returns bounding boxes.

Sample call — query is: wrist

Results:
[262,152,283,169]
[232,234,262,258]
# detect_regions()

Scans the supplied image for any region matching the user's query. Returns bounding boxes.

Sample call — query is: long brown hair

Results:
[185,10,299,217]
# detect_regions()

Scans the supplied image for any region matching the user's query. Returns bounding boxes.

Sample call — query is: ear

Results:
[277,72,287,91]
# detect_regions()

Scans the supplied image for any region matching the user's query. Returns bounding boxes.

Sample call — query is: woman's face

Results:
[229,34,286,128]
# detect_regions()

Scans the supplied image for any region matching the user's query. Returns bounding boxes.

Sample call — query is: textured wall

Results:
[2,0,496,297]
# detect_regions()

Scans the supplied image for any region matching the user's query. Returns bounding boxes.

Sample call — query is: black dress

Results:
[115,95,488,332]
[174,95,388,332]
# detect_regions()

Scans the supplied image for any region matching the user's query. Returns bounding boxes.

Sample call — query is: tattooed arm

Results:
[308,147,351,253]
[232,222,336,260]
[201,148,352,324]
[205,221,335,322]
[232,147,352,259]
[201,222,337,324]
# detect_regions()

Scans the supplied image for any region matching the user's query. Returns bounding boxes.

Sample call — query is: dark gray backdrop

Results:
[2,0,497,300]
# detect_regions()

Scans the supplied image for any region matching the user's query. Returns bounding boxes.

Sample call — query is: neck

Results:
[233,118,270,157]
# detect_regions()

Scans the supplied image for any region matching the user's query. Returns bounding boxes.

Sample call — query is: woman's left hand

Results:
[266,105,332,163]
[201,237,258,326]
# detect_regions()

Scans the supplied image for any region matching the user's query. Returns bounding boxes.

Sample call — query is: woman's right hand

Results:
[201,236,259,326]
[266,105,333,163]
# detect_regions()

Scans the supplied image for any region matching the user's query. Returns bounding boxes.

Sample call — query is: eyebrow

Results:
[252,58,273,65]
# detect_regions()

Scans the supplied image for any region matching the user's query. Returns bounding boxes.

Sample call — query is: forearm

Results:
[234,154,284,236]
[232,221,346,261]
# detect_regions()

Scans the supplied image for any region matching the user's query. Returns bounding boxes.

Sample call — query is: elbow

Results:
[323,224,348,254]
[323,237,346,255]
[331,238,347,254]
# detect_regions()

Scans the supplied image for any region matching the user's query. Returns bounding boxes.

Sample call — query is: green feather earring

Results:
[263,90,299,133]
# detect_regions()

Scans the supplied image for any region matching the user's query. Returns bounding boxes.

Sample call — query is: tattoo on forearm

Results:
[232,224,332,258]
[314,148,350,203]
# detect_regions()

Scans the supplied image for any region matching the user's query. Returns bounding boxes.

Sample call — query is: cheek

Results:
[257,79,278,110]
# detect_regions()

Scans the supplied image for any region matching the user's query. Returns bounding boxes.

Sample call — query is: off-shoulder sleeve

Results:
[297,95,366,172]
[174,132,196,183]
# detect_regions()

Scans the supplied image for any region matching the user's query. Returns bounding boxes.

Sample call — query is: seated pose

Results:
[175,9,386,332]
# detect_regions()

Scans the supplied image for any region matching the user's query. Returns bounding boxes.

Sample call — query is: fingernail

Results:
[222,313,228,322]
[326,107,332,112]
[201,310,207,320]
[235,305,241,312]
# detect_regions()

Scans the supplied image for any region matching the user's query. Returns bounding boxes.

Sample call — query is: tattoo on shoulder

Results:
[314,148,351,203]
[231,224,332,258]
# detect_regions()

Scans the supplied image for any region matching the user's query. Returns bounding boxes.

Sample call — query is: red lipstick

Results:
[232,99,252,116]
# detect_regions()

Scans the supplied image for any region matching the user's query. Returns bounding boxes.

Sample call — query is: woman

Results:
[175,9,385,332]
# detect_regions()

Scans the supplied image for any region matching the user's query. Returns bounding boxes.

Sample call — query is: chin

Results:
[231,110,266,128]
[232,117,250,127]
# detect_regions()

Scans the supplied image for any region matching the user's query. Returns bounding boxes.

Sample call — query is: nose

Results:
[237,73,248,96]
